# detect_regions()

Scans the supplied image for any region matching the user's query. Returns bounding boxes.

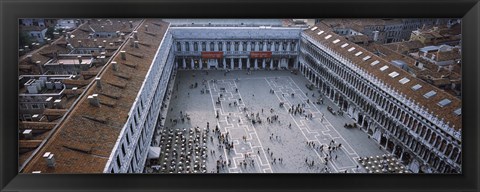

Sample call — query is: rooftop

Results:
[22,19,169,173]
[304,23,461,132]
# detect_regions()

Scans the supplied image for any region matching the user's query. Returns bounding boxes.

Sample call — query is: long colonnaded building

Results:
[20,19,461,173]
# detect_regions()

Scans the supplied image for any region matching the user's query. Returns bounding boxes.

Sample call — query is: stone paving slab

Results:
[156,70,387,173]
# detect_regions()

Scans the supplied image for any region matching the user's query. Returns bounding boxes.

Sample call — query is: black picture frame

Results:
[1,0,479,192]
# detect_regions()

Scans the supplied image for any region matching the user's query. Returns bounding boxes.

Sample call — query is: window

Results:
[210,42,214,51]
[243,42,247,51]
[177,42,181,51]
[116,155,121,168]
[31,104,39,109]
[202,42,206,51]
[121,144,126,156]
[454,108,461,116]
[259,42,263,51]
[399,77,410,84]
[412,84,422,91]
[218,42,223,50]
[388,71,399,78]
[437,99,451,107]
[226,42,231,51]
[194,42,198,51]
[185,42,190,51]
[380,65,389,71]
[235,42,239,51]
[423,90,437,99]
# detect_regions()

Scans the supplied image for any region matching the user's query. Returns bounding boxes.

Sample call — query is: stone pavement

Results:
[159,69,387,173]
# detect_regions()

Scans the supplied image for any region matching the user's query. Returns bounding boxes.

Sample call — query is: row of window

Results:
[109,39,176,173]
[299,38,460,172]
[176,41,297,52]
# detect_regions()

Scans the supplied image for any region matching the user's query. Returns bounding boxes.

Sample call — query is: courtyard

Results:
[154,69,387,173]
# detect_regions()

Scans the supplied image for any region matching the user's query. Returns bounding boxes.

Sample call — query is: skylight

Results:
[380,65,389,71]
[325,35,332,39]
[412,84,422,91]
[399,77,410,84]
[371,60,380,66]
[388,71,399,78]
[423,90,437,99]
[341,43,349,48]
[355,51,363,56]
[454,108,461,116]
[333,39,340,44]
[317,31,324,35]
[348,47,356,52]
[311,27,318,31]
[437,99,452,107]
[363,56,371,61]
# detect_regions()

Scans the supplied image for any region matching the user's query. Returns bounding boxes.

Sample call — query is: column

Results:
[191,58,194,69]
[190,41,194,53]
[247,58,251,68]
[223,58,226,69]
[247,42,251,52]
[254,59,258,69]
[262,59,266,69]
[182,58,186,69]
[239,58,242,69]
[181,42,186,52]
[230,58,234,70]
[263,41,267,51]
[287,42,291,52]
[255,42,259,51]
[215,42,219,51]
[270,59,273,69]
[199,58,203,69]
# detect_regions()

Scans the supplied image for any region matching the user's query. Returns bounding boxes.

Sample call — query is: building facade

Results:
[299,26,461,173]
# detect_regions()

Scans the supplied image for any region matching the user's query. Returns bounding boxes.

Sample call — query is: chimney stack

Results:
[129,21,133,28]
[88,94,100,107]
[77,55,82,64]
[93,39,97,46]
[26,55,33,64]
[134,41,139,48]
[78,40,82,47]
[133,31,138,40]
[120,33,125,40]
[103,40,107,47]
[36,61,44,74]
[95,77,102,89]
[116,31,120,37]
[45,97,54,108]
[43,152,56,168]
[54,99,64,109]
[111,61,118,71]
[23,129,33,139]
[24,45,30,52]
[145,25,148,31]
[120,51,126,60]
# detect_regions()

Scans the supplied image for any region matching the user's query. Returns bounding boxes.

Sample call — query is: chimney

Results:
[54,99,64,109]
[93,39,98,46]
[26,55,33,64]
[133,31,138,40]
[77,56,82,64]
[134,41,139,48]
[116,31,120,37]
[95,77,102,89]
[88,94,100,107]
[24,45,30,52]
[43,152,55,168]
[120,33,125,40]
[45,97,54,108]
[36,61,44,74]
[32,114,41,121]
[111,61,118,71]
[103,40,107,47]
[120,51,126,60]
[145,25,148,31]
[23,129,33,139]
[130,37,135,47]
[77,40,82,47]
[129,21,133,28]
